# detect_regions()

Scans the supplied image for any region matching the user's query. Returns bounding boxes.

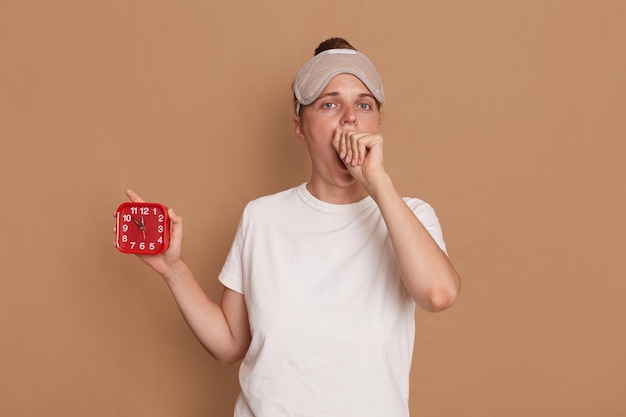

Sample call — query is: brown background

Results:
[1,1,624,416]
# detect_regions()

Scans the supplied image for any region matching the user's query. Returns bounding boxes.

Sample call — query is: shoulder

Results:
[403,197,447,252]
[402,197,437,217]
[402,196,444,230]
[242,185,301,221]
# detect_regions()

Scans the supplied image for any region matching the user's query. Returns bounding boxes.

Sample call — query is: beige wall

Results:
[1,1,624,416]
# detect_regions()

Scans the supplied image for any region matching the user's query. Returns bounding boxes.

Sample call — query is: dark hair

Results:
[314,37,356,55]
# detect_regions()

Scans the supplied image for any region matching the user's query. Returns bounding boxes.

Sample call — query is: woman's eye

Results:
[358,103,372,110]
[322,102,336,109]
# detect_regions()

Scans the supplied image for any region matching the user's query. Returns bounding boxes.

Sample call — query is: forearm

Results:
[162,261,249,364]
[368,175,461,312]
[118,190,250,362]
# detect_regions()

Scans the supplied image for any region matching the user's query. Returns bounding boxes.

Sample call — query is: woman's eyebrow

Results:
[313,91,375,103]
[314,92,340,102]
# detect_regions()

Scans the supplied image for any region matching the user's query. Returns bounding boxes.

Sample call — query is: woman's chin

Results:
[333,168,357,186]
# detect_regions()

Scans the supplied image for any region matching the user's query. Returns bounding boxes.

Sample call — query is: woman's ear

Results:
[294,115,306,142]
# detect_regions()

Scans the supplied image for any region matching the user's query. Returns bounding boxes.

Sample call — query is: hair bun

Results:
[314,37,356,56]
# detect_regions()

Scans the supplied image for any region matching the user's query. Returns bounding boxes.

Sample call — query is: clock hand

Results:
[132,217,143,229]
[132,217,146,239]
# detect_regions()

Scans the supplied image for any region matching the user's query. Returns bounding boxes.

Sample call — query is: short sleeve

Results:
[218,212,246,294]
[404,198,448,255]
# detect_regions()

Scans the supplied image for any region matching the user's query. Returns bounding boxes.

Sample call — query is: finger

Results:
[348,132,365,166]
[348,132,359,166]
[332,128,345,159]
[166,208,184,253]
[343,131,355,165]
[169,209,183,236]
[125,188,145,203]
[356,134,369,166]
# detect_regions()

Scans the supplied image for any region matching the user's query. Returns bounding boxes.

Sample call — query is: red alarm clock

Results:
[115,202,170,254]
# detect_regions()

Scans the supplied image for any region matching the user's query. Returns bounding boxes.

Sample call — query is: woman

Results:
[121,37,460,416]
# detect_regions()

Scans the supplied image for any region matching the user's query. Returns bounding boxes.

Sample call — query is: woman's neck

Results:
[305,180,368,204]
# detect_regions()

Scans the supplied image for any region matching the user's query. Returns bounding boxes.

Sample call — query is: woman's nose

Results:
[340,107,357,125]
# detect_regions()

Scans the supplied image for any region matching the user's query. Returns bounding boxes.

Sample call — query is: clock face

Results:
[115,202,170,254]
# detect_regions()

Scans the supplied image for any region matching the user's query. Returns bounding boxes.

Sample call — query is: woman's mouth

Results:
[336,154,348,170]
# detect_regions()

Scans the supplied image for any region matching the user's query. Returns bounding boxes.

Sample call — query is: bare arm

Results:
[335,132,461,312]
[162,262,251,365]
[368,175,461,312]
[119,189,251,364]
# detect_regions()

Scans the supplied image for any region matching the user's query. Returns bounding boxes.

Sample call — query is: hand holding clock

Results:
[114,190,252,364]
[114,189,184,276]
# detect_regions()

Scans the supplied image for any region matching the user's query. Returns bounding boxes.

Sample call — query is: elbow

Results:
[420,279,461,313]
[216,356,241,366]
[214,349,246,366]
[212,339,250,366]
[426,289,459,312]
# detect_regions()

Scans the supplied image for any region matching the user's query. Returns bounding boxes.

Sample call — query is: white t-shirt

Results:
[219,183,447,417]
